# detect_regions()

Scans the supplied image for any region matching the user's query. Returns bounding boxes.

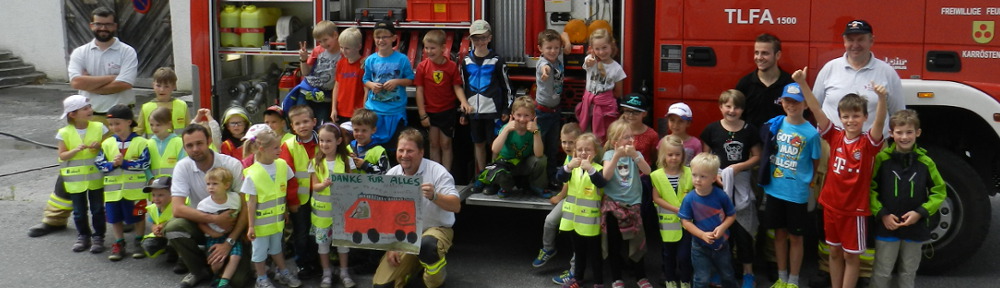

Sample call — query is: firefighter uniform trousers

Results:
[373,227,454,288]
[41,176,73,227]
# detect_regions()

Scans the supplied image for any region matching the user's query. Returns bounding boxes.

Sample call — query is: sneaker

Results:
[90,235,105,253]
[180,273,209,288]
[132,238,145,259]
[680,282,691,288]
[497,188,508,198]
[612,280,625,288]
[108,241,125,261]
[665,281,679,288]
[340,272,356,288]
[532,248,557,267]
[552,270,573,285]
[72,235,90,252]
[255,278,277,288]
[471,180,485,194]
[770,279,787,288]
[320,274,332,288]
[742,274,755,288]
[637,278,654,288]
[561,278,579,288]
[785,283,799,288]
[532,187,554,198]
[275,271,302,288]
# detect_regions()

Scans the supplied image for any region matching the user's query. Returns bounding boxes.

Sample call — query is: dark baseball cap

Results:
[843,20,873,35]
[374,19,396,34]
[619,93,648,112]
[143,176,172,192]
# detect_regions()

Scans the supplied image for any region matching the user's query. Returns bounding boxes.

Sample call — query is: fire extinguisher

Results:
[278,63,300,101]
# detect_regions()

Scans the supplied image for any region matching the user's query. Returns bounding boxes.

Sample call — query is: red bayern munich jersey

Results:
[818,122,884,216]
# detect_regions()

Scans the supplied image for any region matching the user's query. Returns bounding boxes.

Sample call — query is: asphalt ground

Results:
[1,84,998,287]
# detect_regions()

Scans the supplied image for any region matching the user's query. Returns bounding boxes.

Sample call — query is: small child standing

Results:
[416,29,472,172]
[794,67,888,288]
[95,104,151,261]
[349,108,390,174]
[679,153,738,288]
[220,106,250,160]
[331,27,366,124]
[666,102,701,165]
[534,123,581,269]
[870,109,945,288]
[363,19,415,150]
[486,96,549,198]
[651,135,694,288]
[197,168,246,288]
[279,105,321,278]
[263,106,295,142]
[138,67,188,137]
[288,20,341,124]
[309,124,356,288]
[140,177,176,263]
[555,133,608,288]
[147,107,187,179]
[699,89,761,288]
[243,130,302,288]
[58,95,108,253]
[461,19,512,176]
[602,119,654,288]
[576,28,625,141]
[535,29,572,186]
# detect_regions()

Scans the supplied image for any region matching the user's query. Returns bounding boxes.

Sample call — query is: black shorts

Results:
[468,117,499,144]
[762,195,809,236]
[427,110,456,138]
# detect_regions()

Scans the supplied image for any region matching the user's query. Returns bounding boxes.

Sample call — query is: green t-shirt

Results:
[498,124,534,161]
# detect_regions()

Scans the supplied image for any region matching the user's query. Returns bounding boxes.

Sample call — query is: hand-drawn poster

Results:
[329,173,422,254]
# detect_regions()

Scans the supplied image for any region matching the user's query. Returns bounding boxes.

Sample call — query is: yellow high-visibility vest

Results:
[149,136,183,178]
[285,138,317,205]
[311,155,347,229]
[651,167,693,242]
[559,163,604,237]
[101,136,150,201]
[141,99,188,135]
[58,122,105,193]
[245,159,289,237]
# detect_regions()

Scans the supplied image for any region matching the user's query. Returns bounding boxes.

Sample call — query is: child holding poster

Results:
[309,123,356,288]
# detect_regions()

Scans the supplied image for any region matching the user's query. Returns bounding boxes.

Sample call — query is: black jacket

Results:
[870,144,947,241]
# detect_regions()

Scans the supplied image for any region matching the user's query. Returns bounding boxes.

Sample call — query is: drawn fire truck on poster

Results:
[345,193,418,244]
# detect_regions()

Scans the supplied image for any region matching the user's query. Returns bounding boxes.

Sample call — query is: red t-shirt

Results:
[334,56,365,118]
[414,58,462,113]
[633,125,659,167]
[818,123,883,216]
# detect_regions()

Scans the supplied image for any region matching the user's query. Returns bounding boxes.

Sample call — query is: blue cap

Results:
[781,83,805,102]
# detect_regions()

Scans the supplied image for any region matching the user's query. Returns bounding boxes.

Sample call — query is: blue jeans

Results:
[535,109,561,183]
[691,242,738,288]
[70,189,106,237]
[291,205,318,268]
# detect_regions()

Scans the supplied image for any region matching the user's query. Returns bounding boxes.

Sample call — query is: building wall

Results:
[0,0,68,82]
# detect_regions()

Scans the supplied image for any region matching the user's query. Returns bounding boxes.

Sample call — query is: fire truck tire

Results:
[353,231,363,244]
[395,230,405,242]
[368,229,380,243]
[917,146,991,274]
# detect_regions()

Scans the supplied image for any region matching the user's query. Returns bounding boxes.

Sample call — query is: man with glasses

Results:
[28,6,139,238]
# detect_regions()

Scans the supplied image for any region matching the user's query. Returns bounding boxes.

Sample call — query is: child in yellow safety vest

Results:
[147,107,186,179]
[137,67,188,137]
[243,130,302,288]
[95,104,151,261]
[140,176,175,262]
[309,123,356,288]
[554,133,608,288]
[58,95,108,254]
[651,135,694,288]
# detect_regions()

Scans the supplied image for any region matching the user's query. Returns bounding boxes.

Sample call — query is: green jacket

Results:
[870,143,946,241]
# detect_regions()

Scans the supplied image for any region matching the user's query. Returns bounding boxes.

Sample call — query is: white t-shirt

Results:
[196,192,242,233]
[171,152,245,208]
[241,161,296,196]
[583,55,626,94]
[386,159,459,228]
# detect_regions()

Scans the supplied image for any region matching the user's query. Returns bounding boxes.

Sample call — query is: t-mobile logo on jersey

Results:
[832,156,848,174]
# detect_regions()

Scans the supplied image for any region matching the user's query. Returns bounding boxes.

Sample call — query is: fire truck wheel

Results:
[917,145,991,274]
[395,230,406,242]
[407,232,418,243]
[353,231,363,244]
[368,229,380,243]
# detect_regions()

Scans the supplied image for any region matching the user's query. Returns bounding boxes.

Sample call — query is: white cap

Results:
[666,102,693,121]
[469,20,491,36]
[242,124,273,141]
[61,95,90,119]
[339,121,354,136]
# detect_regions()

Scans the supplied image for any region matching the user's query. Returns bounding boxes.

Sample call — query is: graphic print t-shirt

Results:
[760,120,821,204]
[363,51,415,115]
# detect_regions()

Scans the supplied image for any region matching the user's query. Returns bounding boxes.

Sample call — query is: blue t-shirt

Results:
[678,186,735,250]
[602,150,642,205]
[761,119,821,204]
[363,51,415,116]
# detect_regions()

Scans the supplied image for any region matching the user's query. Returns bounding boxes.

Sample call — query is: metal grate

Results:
[491,0,526,64]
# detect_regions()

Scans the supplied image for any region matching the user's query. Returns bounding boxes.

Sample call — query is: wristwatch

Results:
[225,237,236,246]
[532,129,540,134]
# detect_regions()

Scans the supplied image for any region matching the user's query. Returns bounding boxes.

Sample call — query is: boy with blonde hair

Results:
[679,152,738,288]
[331,27,366,123]
[286,20,341,124]
[416,29,472,172]
[138,67,188,137]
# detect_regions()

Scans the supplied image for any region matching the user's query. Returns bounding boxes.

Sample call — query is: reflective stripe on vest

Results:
[559,163,604,237]
[59,122,105,193]
[149,136,183,178]
[651,167,693,242]
[286,138,317,205]
[311,155,347,229]
[102,137,150,201]
[141,100,188,136]
[245,160,289,237]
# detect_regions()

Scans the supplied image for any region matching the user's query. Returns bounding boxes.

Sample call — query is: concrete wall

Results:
[0,0,69,82]
[169,1,193,91]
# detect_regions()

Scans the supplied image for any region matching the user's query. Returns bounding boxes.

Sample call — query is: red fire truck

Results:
[189,0,999,272]
[344,193,418,244]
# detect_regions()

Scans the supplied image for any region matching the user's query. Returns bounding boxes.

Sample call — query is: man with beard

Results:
[28,6,139,238]
[164,124,252,288]
[373,128,461,288]
[735,33,794,129]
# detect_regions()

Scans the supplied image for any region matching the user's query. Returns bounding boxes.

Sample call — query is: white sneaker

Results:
[341,272,357,288]
[275,271,302,288]
[320,274,332,288]
[255,278,276,288]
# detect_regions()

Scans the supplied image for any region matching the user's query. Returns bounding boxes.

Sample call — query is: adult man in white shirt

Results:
[67,6,139,124]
